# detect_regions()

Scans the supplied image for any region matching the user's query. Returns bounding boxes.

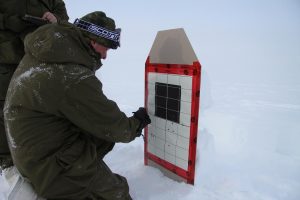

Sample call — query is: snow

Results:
[98,78,300,200]
[1,0,300,199]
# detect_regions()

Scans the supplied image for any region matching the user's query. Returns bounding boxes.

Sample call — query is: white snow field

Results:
[96,80,300,200]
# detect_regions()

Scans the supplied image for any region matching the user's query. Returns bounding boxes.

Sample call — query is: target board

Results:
[144,28,201,184]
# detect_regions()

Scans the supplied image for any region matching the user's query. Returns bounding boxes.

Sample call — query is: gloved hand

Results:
[133,107,151,136]
[4,14,28,33]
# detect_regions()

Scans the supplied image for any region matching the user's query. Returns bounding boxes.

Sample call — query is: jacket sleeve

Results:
[59,75,141,143]
[51,0,69,22]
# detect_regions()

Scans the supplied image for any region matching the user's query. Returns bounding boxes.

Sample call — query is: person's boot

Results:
[3,166,46,200]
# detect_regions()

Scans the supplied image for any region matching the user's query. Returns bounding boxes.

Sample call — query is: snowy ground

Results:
[102,80,300,200]
[1,79,300,200]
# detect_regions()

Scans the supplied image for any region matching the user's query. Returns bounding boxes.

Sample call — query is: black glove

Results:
[4,14,28,33]
[133,107,151,136]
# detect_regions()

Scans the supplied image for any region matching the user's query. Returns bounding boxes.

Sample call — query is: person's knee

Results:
[114,174,132,200]
[91,167,132,200]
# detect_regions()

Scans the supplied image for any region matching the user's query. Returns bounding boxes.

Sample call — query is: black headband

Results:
[74,18,121,47]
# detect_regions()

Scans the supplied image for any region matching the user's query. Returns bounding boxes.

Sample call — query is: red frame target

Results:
[144,57,201,184]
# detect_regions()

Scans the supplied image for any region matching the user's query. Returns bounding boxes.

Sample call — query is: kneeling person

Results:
[4,11,150,200]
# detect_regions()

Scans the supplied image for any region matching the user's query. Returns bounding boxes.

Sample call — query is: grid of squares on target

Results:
[147,72,192,170]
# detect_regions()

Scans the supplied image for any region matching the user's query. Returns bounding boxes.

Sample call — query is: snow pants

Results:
[6,140,132,200]
[44,159,132,200]
[43,141,133,200]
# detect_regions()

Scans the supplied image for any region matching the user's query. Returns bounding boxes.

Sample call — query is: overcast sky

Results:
[64,0,300,86]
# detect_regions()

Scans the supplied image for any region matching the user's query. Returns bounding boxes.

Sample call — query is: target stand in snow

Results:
[144,28,201,184]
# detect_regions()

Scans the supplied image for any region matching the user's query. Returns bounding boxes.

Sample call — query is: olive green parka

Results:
[4,22,140,199]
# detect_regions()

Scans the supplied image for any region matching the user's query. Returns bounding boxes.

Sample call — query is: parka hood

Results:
[24,22,102,71]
